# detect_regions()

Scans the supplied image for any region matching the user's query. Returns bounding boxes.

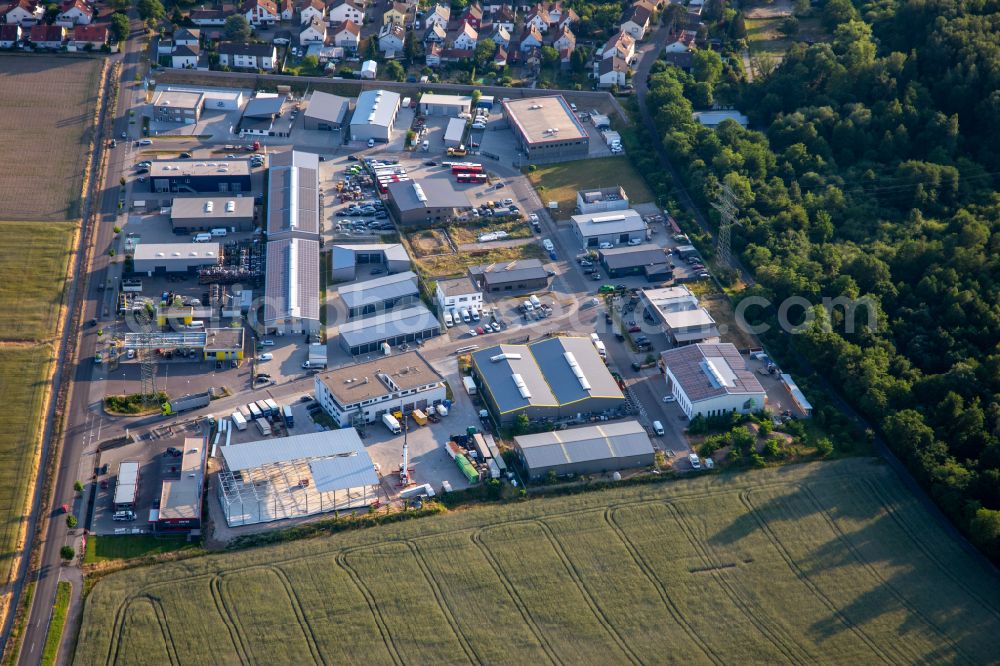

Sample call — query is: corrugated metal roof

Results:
[599,245,666,269]
[338,304,439,347]
[337,271,418,308]
[221,429,368,471]
[515,421,653,469]
[661,343,764,403]
[572,209,646,238]
[267,151,320,238]
[331,243,411,270]
[351,89,400,129]
[304,91,351,124]
[265,238,321,323]
[309,454,380,492]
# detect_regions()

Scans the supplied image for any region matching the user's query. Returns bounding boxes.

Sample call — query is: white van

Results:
[461,308,471,323]
[523,300,534,312]
[542,239,555,252]
[421,140,430,151]
[211,228,228,237]
[471,308,480,321]
[444,311,454,327]
[652,420,665,436]
[688,453,702,470]
[187,321,205,329]
[529,294,541,309]
[193,233,212,242]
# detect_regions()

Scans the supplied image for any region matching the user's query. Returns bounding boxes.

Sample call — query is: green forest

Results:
[643,0,1000,558]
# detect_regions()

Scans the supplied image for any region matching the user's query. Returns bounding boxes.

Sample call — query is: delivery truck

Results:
[160,391,211,416]
[382,413,402,434]
[463,376,477,395]
[282,405,294,428]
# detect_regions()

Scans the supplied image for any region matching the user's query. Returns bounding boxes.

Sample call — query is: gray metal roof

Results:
[471,343,557,411]
[387,177,470,212]
[472,258,547,286]
[309,453,380,492]
[338,304,439,347]
[267,151,319,238]
[331,243,411,270]
[337,271,418,309]
[133,242,220,261]
[572,209,647,238]
[661,343,765,403]
[514,420,653,470]
[159,437,204,520]
[351,89,400,129]
[531,337,624,404]
[171,196,253,222]
[264,237,321,323]
[599,244,667,269]
[221,429,371,471]
[150,160,251,178]
[243,95,284,119]
[304,91,351,124]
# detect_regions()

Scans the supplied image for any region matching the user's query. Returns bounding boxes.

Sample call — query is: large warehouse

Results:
[151,89,204,125]
[133,242,220,274]
[418,93,473,116]
[263,237,321,334]
[216,430,381,527]
[502,96,589,162]
[338,304,441,355]
[513,421,655,480]
[598,244,670,279]
[314,351,446,428]
[330,243,411,281]
[350,89,400,143]
[156,437,205,533]
[572,209,648,248]
[266,150,320,240]
[642,286,720,345]
[661,343,766,419]
[337,270,419,318]
[471,336,626,425]
[303,90,351,130]
[170,196,255,232]
[150,159,252,193]
[470,258,549,294]
[386,179,471,227]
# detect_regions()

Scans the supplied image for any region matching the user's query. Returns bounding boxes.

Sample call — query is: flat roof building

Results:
[513,420,654,480]
[266,150,320,240]
[216,430,380,527]
[303,90,352,130]
[239,93,285,134]
[576,186,629,214]
[469,258,549,295]
[694,110,749,128]
[330,243,411,281]
[133,242,220,274]
[161,85,244,110]
[444,117,466,147]
[152,89,204,125]
[502,95,589,162]
[386,178,471,227]
[471,336,626,424]
[434,275,482,313]
[350,89,400,142]
[314,350,446,427]
[572,209,647,248]
[641,286,719,345]
[661,343,766,419]
[338,304,441,355]
[264,237,321,334]
[419,93,474,116]
[150,159,252,194]
[157,437,205,533]
[170,196,255,232]
[337,270,419,318]
[598,244,670,279]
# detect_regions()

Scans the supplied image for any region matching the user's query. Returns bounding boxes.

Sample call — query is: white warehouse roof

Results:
[572,209,647,238]
[339,304,438,347]
[351,89,400,129]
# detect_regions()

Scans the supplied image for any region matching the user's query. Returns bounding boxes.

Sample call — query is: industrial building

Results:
[156,85,245,111]
[330,243,411,281]
[502,95,590,162]
[303,90,351,130]
[170,196,255,232]
[572,209,648,248]
[469,258,549,294]
[434,275,482,314]
[444,117,467,148]
[513,421,655,480]
[576,186,629,214]
[350,89,400,143]
[156,437,205,533]
[598,244,671,279]
[150,159,252,194]
[238,93,285,135]
[263,237,321,334]
[418,93,473,116]
[385,179,471,227]
[337,270,419,318]
[471,336,626,425]
[151,89,204,124]
[661,343,766,419]
[314,351,446,428]
[266,150,320,240]
[132,242,220,274]
[113,461,140,510]
[641,286,720,345]
[780,373,813,417]
[338,304,441,355]
[120,328,244,360]
[203,328,246,360]
[216,430,381,527]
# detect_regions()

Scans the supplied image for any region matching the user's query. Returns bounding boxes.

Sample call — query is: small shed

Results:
[444,117,467,148]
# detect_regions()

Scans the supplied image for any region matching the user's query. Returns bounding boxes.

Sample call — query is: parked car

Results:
[261,339,275,346]
[258,353,273,361]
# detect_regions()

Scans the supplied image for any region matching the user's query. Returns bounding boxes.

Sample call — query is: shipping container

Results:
[282,405,294,427]
[455,454,479,483]
[462,376,477,395]
[247,402,262,420]
[256,419,271,436]
[231,411,248,431]
[411,409,428,426]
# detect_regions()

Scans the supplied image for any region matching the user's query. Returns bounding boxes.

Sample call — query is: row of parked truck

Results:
[231,398,294,437]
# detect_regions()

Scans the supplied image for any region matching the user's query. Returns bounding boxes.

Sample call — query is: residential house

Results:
[597,55,627,88]
[189,9,227,25]
[461,2,482,28]
[491,24,509,47]
[525,6,548,32]
[299,14,326,44]
[4,0,44,25]
[243,0,279,26]
[332,19,359,48]
[440,47,472,63]
[661,50,693,71]
[423,22,445,46]
[523,45,541,69]
[425,41,442,65]
[382,1,411,25]
[493,44,507,67]
[620,2,651,40]
[298,0,324,24]
[377,22,404,56]
[450,20,477,50]
[552,23,573,51]
[602,31,634,61]
[664,29,696,53]
[490,4,514,32]
[29,24,66,48]
[272,28,292,43]
[174,27,200,46]
[279,0,293,20]
[519,24,542,51]
[424,3,449,29]
[171,43,200,67]
[218,41,277,69]
[71,22,106,48]
[0,24,22,47]
[56,0,92,26]
[327,0,363,25]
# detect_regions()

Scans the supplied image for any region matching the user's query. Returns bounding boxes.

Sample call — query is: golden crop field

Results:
[74,459,1000,665]
[0,55,102,221]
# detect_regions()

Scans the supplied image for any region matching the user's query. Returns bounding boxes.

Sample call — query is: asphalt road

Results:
[14,14,145,664]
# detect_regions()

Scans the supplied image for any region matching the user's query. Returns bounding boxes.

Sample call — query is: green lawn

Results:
[0,222,76,342]
[75,459,1000,665]
[83,535,202,564]
[40,581,72,666]
[525,157,654,218]
[746,16,828,61]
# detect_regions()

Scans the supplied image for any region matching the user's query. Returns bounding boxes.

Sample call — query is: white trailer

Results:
[382,413,402,434]
[231,411,248,431]
[463,376,477,395]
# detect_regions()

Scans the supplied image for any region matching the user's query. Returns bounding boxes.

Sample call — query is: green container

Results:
[467,426,478,436]
[455,455,479,483]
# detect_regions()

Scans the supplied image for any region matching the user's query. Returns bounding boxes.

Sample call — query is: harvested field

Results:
[413,243,546,278]
[405,228,452,258]
[0,222,76,342]
[526,157,654,219]
[75,459,1000,665]
[0,55,102,221]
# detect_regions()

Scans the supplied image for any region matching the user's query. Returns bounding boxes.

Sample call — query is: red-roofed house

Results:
[0,23,22,47]
[56,0,92,25]
[664,29,697,53]
[29,24,66,48]
[298,0,324,24]
[4,0,44,25]
[243,0,278,26]
[602,31,635,61]
[460,2,482,28]
[332,20,359,48]
[71,23,108,48]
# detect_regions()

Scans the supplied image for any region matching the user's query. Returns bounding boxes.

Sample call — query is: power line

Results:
[712,183,740,269]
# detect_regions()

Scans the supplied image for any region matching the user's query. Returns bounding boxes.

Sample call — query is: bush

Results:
[60,546,75,560]
[814,437,834,457]
[66,515,78,528]
[527,164,537,172]
[73,480,84,493]
[104,392,169,414]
